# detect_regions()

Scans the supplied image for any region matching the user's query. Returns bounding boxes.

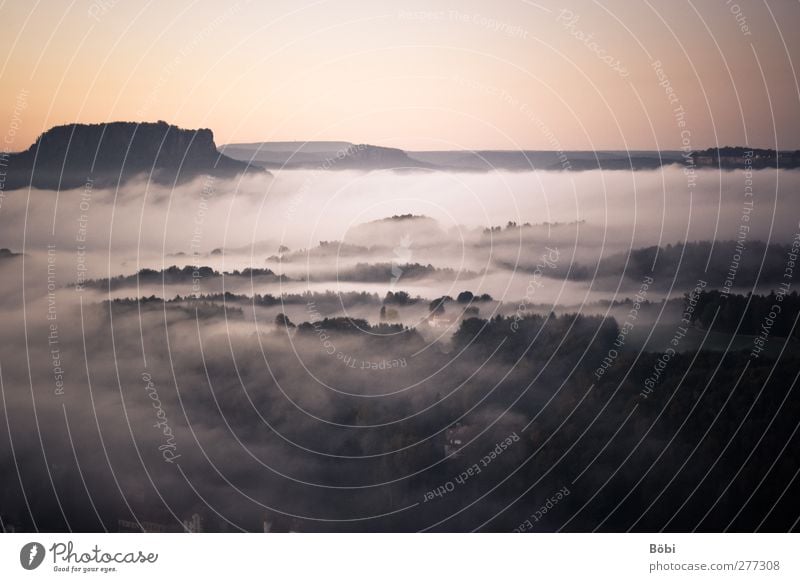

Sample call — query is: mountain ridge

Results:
[222,142,800,172]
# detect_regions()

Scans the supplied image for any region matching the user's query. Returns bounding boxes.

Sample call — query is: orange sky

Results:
[1,0,798,151]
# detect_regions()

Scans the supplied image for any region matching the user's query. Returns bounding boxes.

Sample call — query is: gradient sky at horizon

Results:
[1,0,799,151]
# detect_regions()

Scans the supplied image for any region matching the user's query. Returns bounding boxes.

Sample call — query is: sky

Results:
[1,0,799,151]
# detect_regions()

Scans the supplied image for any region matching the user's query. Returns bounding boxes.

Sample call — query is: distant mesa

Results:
[2,121,265,191]
[219,141,438,171]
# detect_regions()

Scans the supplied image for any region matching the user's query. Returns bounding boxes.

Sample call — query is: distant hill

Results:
[2,121,264,190]
[219,142,437,171]
[344,214,446,247]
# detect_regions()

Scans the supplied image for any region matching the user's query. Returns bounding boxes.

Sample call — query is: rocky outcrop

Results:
[2,121,265,190]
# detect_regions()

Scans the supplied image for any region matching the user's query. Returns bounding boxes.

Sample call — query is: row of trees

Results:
[553,241,795,288]
[687,289,800,339]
